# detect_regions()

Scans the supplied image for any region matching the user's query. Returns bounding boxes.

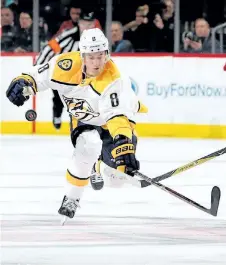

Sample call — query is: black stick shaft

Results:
[136,171,215,216]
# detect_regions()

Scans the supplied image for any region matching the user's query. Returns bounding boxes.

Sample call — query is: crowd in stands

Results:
[1,5,48,52]
[0,0,223,54]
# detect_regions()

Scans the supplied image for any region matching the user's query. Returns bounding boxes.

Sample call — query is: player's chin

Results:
[92,68,102,76]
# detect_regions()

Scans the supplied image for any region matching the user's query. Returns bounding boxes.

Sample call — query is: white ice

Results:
[1,135,226,265]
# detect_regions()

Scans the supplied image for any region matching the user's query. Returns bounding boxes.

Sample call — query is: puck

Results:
[25,109,37,121]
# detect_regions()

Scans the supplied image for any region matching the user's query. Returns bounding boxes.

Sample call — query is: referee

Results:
[35,12,98,129]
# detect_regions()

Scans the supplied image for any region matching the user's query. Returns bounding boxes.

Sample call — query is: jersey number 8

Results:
[110,93,119,107]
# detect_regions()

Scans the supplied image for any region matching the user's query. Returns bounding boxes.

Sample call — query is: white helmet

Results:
[79,28,109,54]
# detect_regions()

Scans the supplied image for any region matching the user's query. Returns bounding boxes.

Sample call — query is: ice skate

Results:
[90,164,104,190]
[53,116,62,130]
[58,195,80,225]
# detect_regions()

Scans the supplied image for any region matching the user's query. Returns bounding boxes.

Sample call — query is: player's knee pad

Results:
[70,130,102,177]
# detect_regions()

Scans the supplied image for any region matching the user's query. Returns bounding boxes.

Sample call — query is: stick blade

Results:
[210,186,221,216]
[140,180,151,188]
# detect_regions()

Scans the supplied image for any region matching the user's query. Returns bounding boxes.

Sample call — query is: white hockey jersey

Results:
[21,51,148,139]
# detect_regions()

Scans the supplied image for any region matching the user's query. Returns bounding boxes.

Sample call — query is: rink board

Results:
[1,53,226,138]
[2,121,226,139]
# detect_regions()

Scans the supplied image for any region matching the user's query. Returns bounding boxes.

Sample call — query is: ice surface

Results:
[1,135,226,265]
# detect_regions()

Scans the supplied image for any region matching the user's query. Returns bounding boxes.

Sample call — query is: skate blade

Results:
[61,216,68,226]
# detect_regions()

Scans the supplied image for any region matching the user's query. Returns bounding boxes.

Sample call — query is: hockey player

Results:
[6,28,148,222]
[35,12,99,130]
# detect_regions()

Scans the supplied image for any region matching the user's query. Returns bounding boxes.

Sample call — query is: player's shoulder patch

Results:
[51,52,82,85]
[57,59,72,71]
[55,51,81,71]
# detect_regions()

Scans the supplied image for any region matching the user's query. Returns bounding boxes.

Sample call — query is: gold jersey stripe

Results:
[66,170,89,187]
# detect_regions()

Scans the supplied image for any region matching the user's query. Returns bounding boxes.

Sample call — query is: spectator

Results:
[4,0,19,15]
[1,7,14,27]
[148,0,175,52]
[111,21,133,52]
[4,0,20,25]
[124,6,151,52]
[14,11,48,52]
[182,18,221,53]
[54,5,81,36]
[124,6,149,32]
[55,6,102,37]
[1,7,18,51]
[1,7,15,27]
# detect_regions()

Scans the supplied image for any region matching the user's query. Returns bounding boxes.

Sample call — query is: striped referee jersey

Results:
[35,26,80,65]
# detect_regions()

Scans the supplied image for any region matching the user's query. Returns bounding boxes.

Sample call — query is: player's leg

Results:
[52,89,64,129]
[58,124,102,219]
[90,128,138,189]
[89,128,113,190]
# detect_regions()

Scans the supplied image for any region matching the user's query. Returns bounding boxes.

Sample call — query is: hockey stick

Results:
[135,171,221,217]
[140,146,226,188]
[103,166,221,216]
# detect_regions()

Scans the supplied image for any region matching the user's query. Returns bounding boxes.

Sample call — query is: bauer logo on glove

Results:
[114,144,134,156]
[111,135,139,174]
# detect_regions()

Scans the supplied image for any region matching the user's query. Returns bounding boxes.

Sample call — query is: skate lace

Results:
[90,173,103,183]
[64,198,80,210]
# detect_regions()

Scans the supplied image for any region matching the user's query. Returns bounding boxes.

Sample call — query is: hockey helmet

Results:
[79,28,109,54]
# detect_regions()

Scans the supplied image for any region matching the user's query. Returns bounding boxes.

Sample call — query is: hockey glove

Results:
[6,78,33,106]
[111,135,140,175]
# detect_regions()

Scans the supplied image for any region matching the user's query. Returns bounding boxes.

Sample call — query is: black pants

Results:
[53,89,64,118]
[70,121,137,169]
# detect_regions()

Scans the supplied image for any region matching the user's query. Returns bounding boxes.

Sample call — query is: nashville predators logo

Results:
[58,59,72,71]
[62,95,100,121]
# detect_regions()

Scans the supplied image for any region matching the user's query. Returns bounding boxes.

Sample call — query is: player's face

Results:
[84,52,106,76]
